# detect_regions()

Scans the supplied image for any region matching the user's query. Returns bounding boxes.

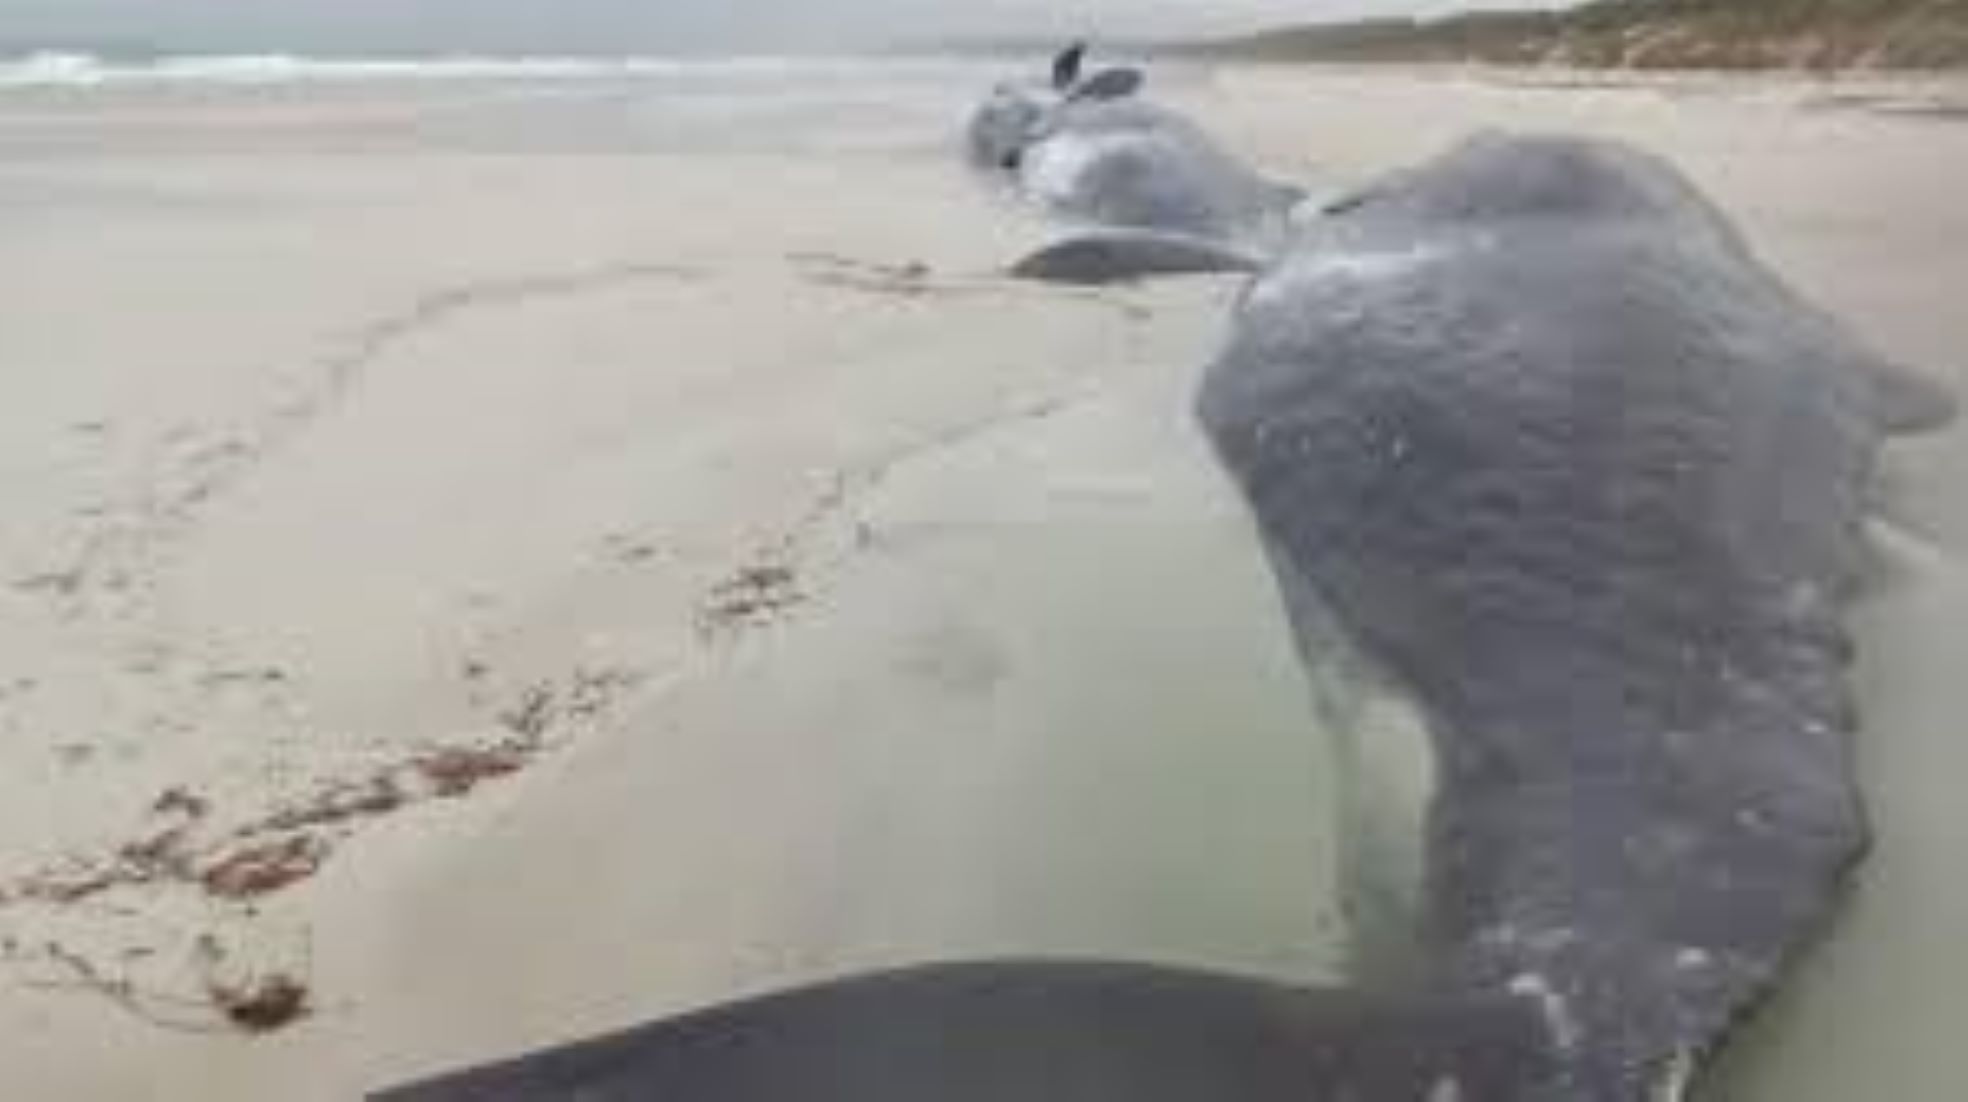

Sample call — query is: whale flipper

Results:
[1068,67,1146,103]
[373,962,1556,1101]
[1010,231,1263,284]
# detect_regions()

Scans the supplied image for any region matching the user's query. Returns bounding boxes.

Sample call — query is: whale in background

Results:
[967,44,1312,283]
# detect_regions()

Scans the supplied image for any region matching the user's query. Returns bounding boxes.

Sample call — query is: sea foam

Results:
[0,51,912,88]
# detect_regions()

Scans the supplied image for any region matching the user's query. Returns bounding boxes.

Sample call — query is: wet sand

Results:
[0,62,1962,1099]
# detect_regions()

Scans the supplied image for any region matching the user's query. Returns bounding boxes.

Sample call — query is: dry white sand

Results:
[0,62,1961,1099]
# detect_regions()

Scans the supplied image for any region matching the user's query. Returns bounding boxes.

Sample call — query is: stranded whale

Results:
[1195,132,1953,1097]
[373,85,1956,1102]
[967,44,1310,282]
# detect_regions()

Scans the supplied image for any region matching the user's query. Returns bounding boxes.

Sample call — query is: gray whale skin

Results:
[968,44,1304,281]
[1197,131,1951,1098]
[374,65,1957,1102]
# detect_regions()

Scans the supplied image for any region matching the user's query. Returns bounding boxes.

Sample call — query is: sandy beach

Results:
[1,60,1963,1099]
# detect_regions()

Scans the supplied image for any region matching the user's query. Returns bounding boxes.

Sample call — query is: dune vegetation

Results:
[1180,0,1968,70]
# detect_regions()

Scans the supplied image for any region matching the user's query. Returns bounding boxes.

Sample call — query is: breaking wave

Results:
[0,51,915,88]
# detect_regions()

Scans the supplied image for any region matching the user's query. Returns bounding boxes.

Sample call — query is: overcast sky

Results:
[0,0,1523,55]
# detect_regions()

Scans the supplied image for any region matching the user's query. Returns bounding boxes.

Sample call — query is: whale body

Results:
[967,45,1307,280]
[1198,132,1952,1097]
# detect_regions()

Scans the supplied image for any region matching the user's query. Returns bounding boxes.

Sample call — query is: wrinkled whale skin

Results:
[1199,132,1950,1097]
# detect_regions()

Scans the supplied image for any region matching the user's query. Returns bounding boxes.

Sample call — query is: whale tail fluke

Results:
[372,961,1556,1101]
[1052,42,1087,91]
[1050,41,1144,103]
[1010,231,1265,285]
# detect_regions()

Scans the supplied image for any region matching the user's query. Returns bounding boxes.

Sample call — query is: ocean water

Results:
[0,51,1038,161]
[0,49,1008,88]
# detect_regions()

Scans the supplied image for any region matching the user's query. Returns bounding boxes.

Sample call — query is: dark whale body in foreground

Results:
[377,127,1954,1101]
[375,963,1552,1101]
